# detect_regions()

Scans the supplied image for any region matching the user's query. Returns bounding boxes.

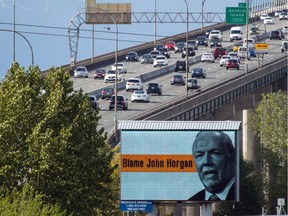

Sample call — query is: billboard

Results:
[119,121,241,202]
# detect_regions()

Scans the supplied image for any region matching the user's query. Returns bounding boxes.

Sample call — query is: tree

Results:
[0,63,116,215]
[249,91,287,214]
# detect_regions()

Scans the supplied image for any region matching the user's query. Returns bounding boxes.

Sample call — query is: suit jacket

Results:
[188,183,235,201]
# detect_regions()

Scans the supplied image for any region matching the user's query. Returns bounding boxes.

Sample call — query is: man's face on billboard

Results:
[193,132,234,194]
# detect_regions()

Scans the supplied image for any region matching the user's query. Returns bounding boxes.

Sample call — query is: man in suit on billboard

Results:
[188,131,236,201]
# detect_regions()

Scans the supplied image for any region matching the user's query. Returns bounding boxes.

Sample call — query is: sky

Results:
[0,0,242,78]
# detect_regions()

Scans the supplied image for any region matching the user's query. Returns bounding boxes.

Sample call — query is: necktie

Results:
[208,194,221,201]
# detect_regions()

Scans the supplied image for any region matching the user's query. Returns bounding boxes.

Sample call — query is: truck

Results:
[229,26,243,42]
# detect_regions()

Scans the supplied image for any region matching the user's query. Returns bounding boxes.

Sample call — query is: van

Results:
[230,26,243,41]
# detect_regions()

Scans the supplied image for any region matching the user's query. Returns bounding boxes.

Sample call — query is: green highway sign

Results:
[226,7,247,24]
[238,2,246,7]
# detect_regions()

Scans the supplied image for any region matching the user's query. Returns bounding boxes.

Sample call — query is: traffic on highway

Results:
[72,16,288,134]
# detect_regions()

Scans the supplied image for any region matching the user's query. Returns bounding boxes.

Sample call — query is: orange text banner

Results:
[121,155,196,172]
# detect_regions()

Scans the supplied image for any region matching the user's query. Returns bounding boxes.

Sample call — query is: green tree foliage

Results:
[0,185,67,216]
[249,91,287,214]
[0,63,116,215]
[214,157,264,215]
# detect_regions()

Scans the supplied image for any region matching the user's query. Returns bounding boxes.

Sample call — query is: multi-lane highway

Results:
[72,18,288,135]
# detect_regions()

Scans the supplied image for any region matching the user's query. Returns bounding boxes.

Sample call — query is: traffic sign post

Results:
[226,7,247,24]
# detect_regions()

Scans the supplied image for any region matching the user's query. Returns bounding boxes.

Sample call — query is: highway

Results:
[72,18,288,135]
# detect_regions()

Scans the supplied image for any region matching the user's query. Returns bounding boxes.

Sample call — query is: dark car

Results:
[191,68,206,78]
[174,60,186,72]
[250,27,259,35]
[109,95,128,110]
[196,36,208,46]
[125,51,139,61]
[88,95,99,109]
[182,46,196,58]
[205,30,212,38]
[154,44,164,51]
[158,47,170,58]
[93,68,106,79]
[213,47,227,59]
[187,40,198,50]
[269,30,284,40]
[171,74,185,85]
[140,53,154,64]
[175,42,186,53]
[226,59,240,70]
[101,87,115,99]
[146,82,162,95]
[210,37,222,47]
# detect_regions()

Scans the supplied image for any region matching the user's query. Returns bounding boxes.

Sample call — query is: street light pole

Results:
[97,9,118,139]
[13,0,16,62]
[154,0,157,48]
[201,0,206,31]
[245,0,249,74]
[184,0,189,100]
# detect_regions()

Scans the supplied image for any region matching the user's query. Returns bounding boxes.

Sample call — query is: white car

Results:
[228,52,241,63]
[282,26,288,34]
[238,46,251,60]
[153,55,168,67]
[208,30,223,41]
[187,78,201,90]
[201,52,215,63]
[74,66,88,78]
[243,38,255,49]
[263,17,274,25]
[219,55,230,67]
[131,90,150,103]
[111,62,127,73]
[279,12,288,20]
[281,41,288,52]
[125,78,144,92]
[104,70,123,83]
[275,10,283,17]
[260,14,270,21]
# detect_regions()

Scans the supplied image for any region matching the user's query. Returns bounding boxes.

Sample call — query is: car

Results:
[87,95,99,109]
[196,36,208,46]
[174,42,186,53]
[281,41,288,52]
[279,12,288,20]
[101,87,115,99]
[226,59,240,70]
[191,68,206,78]
[187,40,198,50]
[158,47,171,58]
[205,29,212,38]
[146,82,162,95]
[260,14,270,21]
[275,10,283,16]
[111,62,127,73]
[154,44,165,51]
[270,30,284,40]
[213,47,227,59]
[140,53,154,64]
[282,26,288,34]
[233,41,243,52]
[182,46,196,58]
[249,27,259,35]
[131,90,150,103]
[93,68,106,79]
[249,48,256,57]
[74,66,88,78]
[243,38,255,49]
[125,78,144,91]
[263,17,274,24]
[229,26,243,41]
[104,70,123,83]
[153,55,168,67]
[174,60,186,72]
[219,55,230,67]
[209,37,222,47]
[201,52,215,63]
[170,74,185,85]
[228,52,241,63]
[125,51,139,61]
[208,30,223,41]
[187,78,201,90]
[150,50,161,58]
[238,46,251,60]
[164,41,176,50]
[109,95,128,110]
